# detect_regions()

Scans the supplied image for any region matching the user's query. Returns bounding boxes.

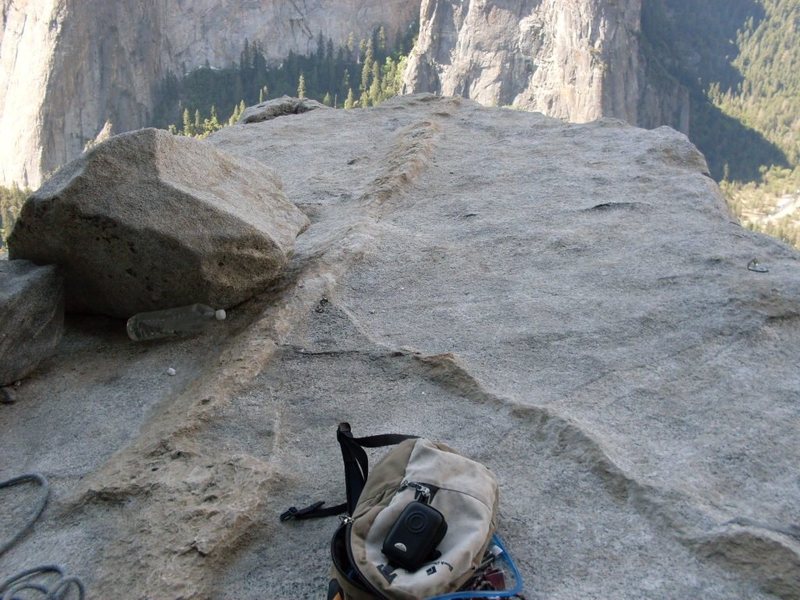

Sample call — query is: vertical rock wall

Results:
[402,0,689,131]
[0,0,63,188]
[0,0,421,189]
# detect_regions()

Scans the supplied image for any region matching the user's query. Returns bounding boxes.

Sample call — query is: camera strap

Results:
[280,422,417,521]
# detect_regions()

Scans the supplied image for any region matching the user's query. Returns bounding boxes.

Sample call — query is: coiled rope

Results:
[0,473,85,599]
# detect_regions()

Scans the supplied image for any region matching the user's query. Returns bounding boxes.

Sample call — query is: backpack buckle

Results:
[280,500,326,521]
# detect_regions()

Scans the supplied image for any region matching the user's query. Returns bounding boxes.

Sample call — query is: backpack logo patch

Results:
[378,564,397,584]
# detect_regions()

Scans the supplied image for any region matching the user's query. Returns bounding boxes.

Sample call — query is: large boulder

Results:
[238,96,330,124]
[0,260,64,385]
[8,128,309,318]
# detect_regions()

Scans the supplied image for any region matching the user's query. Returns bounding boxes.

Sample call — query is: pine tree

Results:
[252,41,268,88]
[202,105,221,137]
[227,99,247,125]
[316,32,325,60]
[377,26,387,58]
[228,103,239,126]
[344,87,356,109]
[323,92,333,107]
[362,39,376,92]
[297,73,306,98]
[326,38,335,62]
[381,56,406,100]
[381,57,395,99]
[369,61,381,104]
[326,37,336,90]
[241,38,251,71]
[395,55,408,94]
[182,108,193,136]
[359,39,368,63]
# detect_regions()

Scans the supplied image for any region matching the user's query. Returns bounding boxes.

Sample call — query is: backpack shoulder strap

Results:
[280,422,417,522]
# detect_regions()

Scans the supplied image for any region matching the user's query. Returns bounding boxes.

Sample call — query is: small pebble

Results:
[167,368,177,376]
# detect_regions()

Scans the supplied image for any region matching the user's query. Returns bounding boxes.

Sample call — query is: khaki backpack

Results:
[281,423,501,599]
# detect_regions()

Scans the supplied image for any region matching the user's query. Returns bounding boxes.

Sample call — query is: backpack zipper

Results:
[399,480,436,503]
[402,481,493,512]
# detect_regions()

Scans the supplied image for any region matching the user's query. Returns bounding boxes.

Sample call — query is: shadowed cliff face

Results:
[642,0,789,181]
[0,0,421,188]
[402,0,689,131]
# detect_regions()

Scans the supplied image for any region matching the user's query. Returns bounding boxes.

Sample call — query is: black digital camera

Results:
[382,501,448,571]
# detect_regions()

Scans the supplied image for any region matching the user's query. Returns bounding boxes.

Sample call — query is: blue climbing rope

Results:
[0,473,85,599]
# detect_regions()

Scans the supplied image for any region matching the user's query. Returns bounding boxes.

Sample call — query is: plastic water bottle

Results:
[126,303,226,342]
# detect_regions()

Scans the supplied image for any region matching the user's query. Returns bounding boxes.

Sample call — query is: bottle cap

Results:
[215,309,227,321]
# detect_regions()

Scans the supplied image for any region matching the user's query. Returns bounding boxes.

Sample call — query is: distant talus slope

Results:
[402,0,689,130]
[0,0,420,189]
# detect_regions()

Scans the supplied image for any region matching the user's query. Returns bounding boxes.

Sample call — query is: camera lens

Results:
[407,511,428,534]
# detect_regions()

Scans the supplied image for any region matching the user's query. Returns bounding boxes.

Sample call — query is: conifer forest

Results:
[152,25,416,139]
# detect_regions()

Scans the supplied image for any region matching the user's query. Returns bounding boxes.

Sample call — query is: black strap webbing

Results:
[280,422,417,522]
[280,501,346,522]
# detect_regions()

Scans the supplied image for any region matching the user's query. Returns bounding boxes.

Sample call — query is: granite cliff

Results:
[402,0,690,131]
[0,0,420,188]
[3,0,695,191]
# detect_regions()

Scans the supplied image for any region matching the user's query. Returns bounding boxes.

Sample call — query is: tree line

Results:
[710,0,800,249]
[153,23,417,139]
[642,0,799,249]
[708,0,800,167]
